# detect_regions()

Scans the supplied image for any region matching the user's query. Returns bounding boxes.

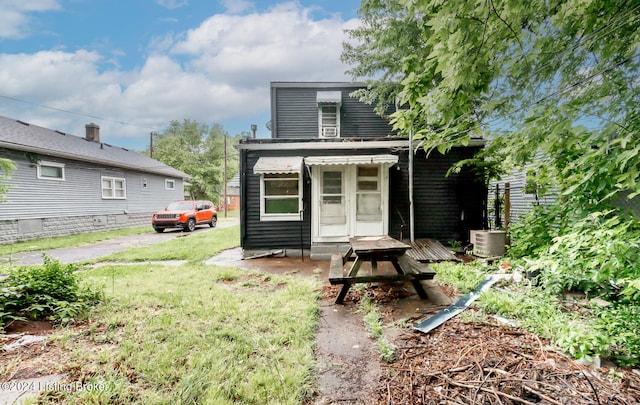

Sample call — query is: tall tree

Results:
[344,0,640,211]
[150,119,239,202]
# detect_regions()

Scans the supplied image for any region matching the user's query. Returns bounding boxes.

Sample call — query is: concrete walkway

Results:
[1,217,239,266]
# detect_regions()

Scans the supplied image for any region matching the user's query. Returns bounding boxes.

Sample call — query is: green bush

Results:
[431,261,490,293]
[507,204,563,258]
[594,304,640,367]
[526,211,640,298]
[0,255,103,330]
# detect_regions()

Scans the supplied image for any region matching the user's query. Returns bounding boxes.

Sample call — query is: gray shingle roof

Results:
[0,116,189,179]
[226,173,240,188]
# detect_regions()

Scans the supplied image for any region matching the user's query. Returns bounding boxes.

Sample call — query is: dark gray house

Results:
[238,82,486,259]
[0,116,189,244]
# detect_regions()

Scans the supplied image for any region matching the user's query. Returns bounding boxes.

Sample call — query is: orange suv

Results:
[152,200,217,233]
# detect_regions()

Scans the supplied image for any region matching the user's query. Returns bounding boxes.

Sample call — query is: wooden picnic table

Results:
[328,235,436,304]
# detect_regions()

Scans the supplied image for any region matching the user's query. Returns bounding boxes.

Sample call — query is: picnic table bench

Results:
[328,235,436,304]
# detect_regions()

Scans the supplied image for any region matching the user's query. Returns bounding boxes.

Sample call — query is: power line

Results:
[0,94,160,131]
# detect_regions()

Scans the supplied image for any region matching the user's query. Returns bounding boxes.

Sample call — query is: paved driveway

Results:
[1,217,239,266]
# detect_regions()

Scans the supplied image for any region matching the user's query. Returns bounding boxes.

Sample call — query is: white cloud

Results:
[0,2,361,149]
[155,0,188,10]
[171,2,356,86]
[0,0,61,39]
[221,0,254,14]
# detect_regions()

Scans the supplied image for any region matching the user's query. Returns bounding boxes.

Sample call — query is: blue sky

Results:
[0,0,362,150]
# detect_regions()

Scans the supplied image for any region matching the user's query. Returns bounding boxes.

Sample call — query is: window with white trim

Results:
[101,176,126,199]
[37,161,65,181]
[165,179,175,190]
[260,173,302,221]
[319,104,340,138]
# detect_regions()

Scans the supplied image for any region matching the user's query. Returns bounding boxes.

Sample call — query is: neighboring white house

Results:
[0,116,190,243]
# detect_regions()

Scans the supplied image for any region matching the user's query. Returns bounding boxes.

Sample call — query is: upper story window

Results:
[165,179,175,190]
[102,176,126,199]
[37,161,65,181]
[317,91,341,138]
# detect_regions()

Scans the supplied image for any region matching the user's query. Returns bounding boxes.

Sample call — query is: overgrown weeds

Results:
[0,255,103,330]
[358,293,396,363]
[501,203,640,366]
[432,259,640,367]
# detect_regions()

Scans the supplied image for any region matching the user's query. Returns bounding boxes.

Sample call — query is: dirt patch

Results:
[4,320,55,335]
[314,298,382,404]
[205,247,329,278]
[1,330,66,383]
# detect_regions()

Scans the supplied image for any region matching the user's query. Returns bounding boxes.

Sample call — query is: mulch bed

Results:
[374,318,640,404]
[322,284,640,405]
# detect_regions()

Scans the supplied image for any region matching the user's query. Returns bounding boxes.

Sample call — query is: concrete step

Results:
[310,243,350,260]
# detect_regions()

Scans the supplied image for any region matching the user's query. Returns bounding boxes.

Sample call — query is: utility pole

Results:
[149,131,154,158]
[223,134,227,218]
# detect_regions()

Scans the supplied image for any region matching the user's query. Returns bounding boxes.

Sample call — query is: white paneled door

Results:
[312,164,389,242]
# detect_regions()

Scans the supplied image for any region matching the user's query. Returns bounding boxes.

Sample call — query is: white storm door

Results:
[354,165,385,236]
[318,167,348,238]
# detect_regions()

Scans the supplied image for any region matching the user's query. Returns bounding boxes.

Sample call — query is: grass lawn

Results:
[38,226,320,404]
[0,226,152,256]
[88,226,241,263]
[51,264,320,404]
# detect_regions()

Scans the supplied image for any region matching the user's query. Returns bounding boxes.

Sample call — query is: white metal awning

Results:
[316,91,342,104]
[253,156,304,174]
[304,154,398,166]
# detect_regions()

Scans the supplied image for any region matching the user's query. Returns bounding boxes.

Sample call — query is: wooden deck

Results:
[405,238,460,263]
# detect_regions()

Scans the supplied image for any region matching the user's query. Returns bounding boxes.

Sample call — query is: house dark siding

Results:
[389,147,486,244]
[271,83,395,139]
[241,148,313,252]
[240,145,486,251]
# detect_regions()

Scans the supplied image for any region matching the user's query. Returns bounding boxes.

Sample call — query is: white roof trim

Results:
[253,156,303,174]
[236,139,486,151]
[316,91,342,104]
[304,154,398,166]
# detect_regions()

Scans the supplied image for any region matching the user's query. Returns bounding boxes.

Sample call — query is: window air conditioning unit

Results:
[322,127,338,137]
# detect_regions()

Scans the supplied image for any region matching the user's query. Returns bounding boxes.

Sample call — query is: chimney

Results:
[85,123,100,142]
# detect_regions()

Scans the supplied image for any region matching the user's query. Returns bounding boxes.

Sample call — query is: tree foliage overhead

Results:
[343,0,640,209]
[149,119,239,202]
[344,0,640,301]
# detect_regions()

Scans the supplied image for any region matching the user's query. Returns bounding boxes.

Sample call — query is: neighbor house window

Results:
[165,179,175,190]
[260,173,302,221]
[101,176,126,199]
[37,161,65,181]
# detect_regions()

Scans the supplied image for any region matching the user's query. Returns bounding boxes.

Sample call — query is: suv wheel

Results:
[154,227,164,233]
[209,216,217,228]
[184,218,196,232]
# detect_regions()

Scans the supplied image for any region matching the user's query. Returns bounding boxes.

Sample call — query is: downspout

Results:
[409,126,415,243]
[397,93,415,243]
